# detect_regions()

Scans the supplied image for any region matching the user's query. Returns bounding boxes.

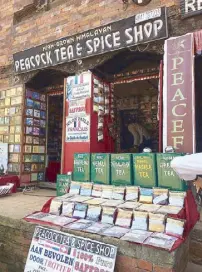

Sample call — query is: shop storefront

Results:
[7,7,168,184]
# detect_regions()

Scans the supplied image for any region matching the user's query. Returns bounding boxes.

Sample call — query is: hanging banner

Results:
[24,226,117,272]
[163,33,195,153]
[13,7,168,74]
[66,116,90,142]
[0,143,8,174]
[67,72,92,101]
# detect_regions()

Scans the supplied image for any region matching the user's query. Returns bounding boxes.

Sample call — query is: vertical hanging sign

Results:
[163,33,195,153]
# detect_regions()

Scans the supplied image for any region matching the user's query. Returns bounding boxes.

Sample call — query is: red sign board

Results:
[163,33,195,153]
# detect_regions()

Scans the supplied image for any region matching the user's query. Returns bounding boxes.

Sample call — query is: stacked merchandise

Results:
[23,89,47,182]
[47,95,63,162]
[25,181,187,251]
[92,76,114,142]
[0,86,23,174]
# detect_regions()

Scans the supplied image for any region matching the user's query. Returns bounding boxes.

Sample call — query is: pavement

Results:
[0,189,201,271]
[0,189,56,219]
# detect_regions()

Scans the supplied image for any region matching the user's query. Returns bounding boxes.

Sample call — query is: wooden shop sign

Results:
[180,0,202,18]
[13,7,168,74]
[163,33,195,153]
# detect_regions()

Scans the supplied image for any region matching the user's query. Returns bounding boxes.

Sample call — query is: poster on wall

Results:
[68,99,86,117]
[0,143,8,174]
[66,116,90,142]
[67,72,92,101]
[24,226,117,272]
[163,33,195,153]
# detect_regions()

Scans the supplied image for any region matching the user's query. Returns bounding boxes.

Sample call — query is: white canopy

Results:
[171,153,202,181]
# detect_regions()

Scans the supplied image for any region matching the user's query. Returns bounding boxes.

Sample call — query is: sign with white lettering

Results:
[24,226,117,272]
[163,34,195,153]
[13,7,168,74]
[66,116,90,142]
[180,0,202,18]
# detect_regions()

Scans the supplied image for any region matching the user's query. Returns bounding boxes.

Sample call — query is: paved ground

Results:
[0,189,201,271]
[0,189,56,219]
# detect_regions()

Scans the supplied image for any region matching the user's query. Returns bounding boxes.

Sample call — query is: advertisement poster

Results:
[67,72,92,100]
[66,116,90,142]
[24,226,117,272]
[0,143,8,174]
[68,99,86,117]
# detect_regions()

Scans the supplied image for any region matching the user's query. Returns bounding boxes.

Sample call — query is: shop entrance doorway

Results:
[94,50,163,154]
[25,69,68,184]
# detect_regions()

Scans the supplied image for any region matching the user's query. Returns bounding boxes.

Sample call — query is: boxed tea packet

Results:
[131,211,148,231]
[149,213,166,233]
[115,209,133,228]
[102,185,114,199]
[165,218,185,238]
[137,204,161,213]
[139,188,153,204]
[72,203,88,219]
[86,205,102,222]
[102,226,129,238]
[101,207,116,225]
[157,205,183,215]
[85,198,106,205]
[69,181,81,195]
[61,201,74,217]
[153,188,169,205]
[121,229,153,244]
[112,186,125,200]
[65,219,93,231]
[85,222,111,234]
[125,186,139,201]
[49,199,62,215]
[101,199,124,207]
[80,182,93,196]
[169,191,186,207]
[118,202,141,210]
[92,184,103,197]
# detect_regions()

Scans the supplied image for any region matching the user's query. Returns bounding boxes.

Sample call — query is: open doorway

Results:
[24,69,68,183]
[94,49,162,153]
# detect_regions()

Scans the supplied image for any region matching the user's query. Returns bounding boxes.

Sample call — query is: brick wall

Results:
[0,215,190,272]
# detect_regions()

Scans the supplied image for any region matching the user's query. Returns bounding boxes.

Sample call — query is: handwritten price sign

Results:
[24,226,117,272]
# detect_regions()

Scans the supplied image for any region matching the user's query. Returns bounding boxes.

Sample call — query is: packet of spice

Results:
[92,184,103,197]
[118,202,141,210]
[115,209,133,228]
[139,188,153,204]
[69,181,81,195]
[112,186,125,200]
[101,207,116,225]
[125,186,139,201]
[149,213,166,233]
[131,211,148,231]
[80,182,93,196]
[72,203,88,219]
[121,229,153,244]
[102,226,129,238]
[49,199,62,215]
[86,205,102,222]
[165,218,185,238]
[61,201,74,217]
[169,191,186,207]
[85,198,106,205]
[153,188,169,205]
[85,222,111,234]
[101,185,114,199]
[136,204,161,213]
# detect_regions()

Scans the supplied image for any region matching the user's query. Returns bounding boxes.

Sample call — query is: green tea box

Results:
[111,153,132,186]
[91,153,110,184]
[73,153,90,182]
